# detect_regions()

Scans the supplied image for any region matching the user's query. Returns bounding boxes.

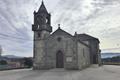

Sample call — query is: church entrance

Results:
[56,51,64,68]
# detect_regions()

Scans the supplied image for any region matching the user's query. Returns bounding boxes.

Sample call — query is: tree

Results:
[0,60,7,65]
[23,57,33,68]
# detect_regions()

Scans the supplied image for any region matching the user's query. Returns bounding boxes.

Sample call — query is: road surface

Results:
[0,65,120,80]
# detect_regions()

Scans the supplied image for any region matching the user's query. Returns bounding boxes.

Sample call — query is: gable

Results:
[50,28,73,39]
[45,28,90,48]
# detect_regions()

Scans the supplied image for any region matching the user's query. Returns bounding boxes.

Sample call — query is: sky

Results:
[0,0,120,57]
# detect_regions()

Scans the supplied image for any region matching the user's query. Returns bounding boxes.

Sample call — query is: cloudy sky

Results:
[0,0,120,57]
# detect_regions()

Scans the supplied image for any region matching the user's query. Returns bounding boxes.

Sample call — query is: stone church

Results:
[32,1,101,70]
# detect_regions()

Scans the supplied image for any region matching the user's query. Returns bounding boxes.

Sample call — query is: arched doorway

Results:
[56,51,64,68]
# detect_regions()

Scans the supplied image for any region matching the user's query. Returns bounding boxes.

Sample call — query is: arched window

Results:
[37,25,40,29]
[46,18,48,23]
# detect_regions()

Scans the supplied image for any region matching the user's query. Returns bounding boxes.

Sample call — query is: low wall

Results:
[0,65,29,71]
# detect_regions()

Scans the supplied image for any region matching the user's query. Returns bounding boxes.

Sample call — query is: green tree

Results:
[0,60,7,65]
[24,57,33,68]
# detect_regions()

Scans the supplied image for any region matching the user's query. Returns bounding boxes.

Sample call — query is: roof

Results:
[77,39,90,47]
[49,27,90,48]
[38,1,48,13]
[51,27,73,38]
[77,33,100,43]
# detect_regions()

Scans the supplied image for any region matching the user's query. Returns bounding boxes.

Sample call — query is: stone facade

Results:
[32,1,101,70]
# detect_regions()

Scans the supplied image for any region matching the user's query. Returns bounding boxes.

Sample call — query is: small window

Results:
[38,33,41,37]
[57,37,62,42]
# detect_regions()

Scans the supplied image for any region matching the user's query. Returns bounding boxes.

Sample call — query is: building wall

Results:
[77,42,90,70]
[81,40,100,64]
[45,32,78,69]
[33,30,97,70]
[33,31,50,69]
[89,40,99,64]
[82,41,90,45]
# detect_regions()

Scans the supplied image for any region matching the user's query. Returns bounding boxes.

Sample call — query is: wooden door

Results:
[56,51,64,68]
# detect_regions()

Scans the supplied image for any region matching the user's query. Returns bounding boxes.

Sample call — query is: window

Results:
[37,25,40,29]
[57,37,62,42]
[46,18,48,23]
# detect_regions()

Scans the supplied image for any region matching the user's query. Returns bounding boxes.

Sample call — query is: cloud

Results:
[81,1,120,52]
[0,0,120,56]
[51,0,120,52]
[0,0,34,56]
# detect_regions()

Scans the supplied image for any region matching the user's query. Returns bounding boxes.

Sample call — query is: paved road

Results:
[0,65,120,80]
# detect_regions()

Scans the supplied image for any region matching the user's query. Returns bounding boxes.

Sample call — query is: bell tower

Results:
[32,1,52,39]
[32,1,52,69]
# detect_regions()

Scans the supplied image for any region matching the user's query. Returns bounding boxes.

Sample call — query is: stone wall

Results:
[77,42,90,70]
[33,29,95,70]
[45,30,78,69]
[89,40,99,64]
